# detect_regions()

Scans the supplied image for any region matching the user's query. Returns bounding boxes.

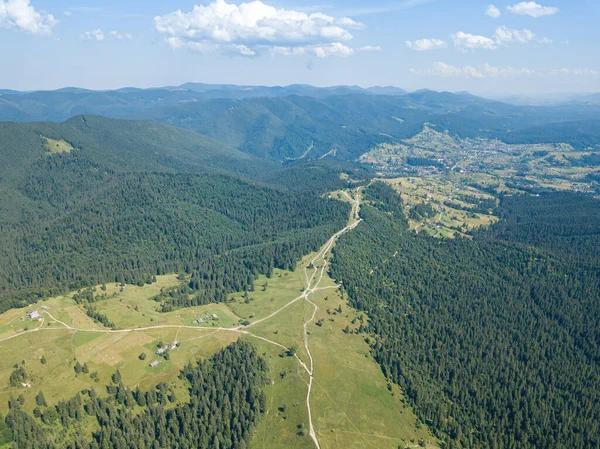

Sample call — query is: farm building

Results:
[28,310,40,319]
[149,360,161,368]
[40,305,50,311]
[156,342,179,354]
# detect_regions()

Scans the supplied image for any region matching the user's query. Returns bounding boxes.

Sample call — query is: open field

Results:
[42,137,75,154]
[0,275,240,415]
[0,188,437,448]
[384,176,498,238]
[245,234,438,448]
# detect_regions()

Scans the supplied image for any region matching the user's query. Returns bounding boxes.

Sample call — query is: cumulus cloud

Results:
[493,26,535,44]
[81,29,104,41]
[451,31,496,50]
[412,62,598,78]
[485,5,501,18]
[0,0,57,35]
[507,2,558,18]
[110,30,132,40]
[154,0,373,57]
[405,38,447,51]
[450,27,551,51]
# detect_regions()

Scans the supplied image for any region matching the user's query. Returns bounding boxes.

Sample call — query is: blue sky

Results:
[1,0,598,94]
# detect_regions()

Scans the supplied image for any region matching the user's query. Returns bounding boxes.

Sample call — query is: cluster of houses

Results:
[27,305,50,321]
[156,341,179,355]
[149,341,181,368]
[193,312,219,325]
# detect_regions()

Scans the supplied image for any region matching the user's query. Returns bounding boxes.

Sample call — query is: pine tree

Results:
[35,391,47,407]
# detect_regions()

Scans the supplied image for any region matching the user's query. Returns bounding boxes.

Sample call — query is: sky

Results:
[1,0,599,95]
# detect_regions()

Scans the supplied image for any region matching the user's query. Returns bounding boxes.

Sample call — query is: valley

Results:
[360,125,600,196]
[0,188,437,449]
[0,85,599,449]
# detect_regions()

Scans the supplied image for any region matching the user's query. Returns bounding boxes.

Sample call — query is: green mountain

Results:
[4,87,600,160]
[330,182,600,449]
[0,115,276,180]
[135,93,600,160]
[0,116,350,311]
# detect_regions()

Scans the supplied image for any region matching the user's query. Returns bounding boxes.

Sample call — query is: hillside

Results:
[0,115,276,181]
[0,84,405,122]
[3,88,600,162]
[0,117,351,312]
[330,182,600,449]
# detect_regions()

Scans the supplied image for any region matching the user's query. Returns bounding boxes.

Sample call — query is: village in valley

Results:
[360,124,600,196]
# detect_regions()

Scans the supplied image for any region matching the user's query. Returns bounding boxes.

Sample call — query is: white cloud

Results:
[154,0,373,57]
[313,42,354,57]
[485,5,501,18]
[63,11,71,17]
[405,38,447,51]
[81,29,104,41]
[110,30,132,40]
[451,31,496,50]
[270,42,354,58]
[450,27,551,51]
[412,62,598,78]
[507,2,558,18]
[0,0,57,35]
[357,45,382,52]
[493,26,535,44]
[80,29,134,42]
[493,26,552,45]
[413,62,485,78]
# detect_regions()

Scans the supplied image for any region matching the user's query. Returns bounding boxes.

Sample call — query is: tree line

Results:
[5,341,268,448]
[0,151,349,312]
[330,182,600,448]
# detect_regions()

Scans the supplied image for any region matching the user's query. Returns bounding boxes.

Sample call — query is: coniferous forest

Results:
[0,118,350,313]
[330,183,600,449]
[1,105,599,449]
[4,341,267,449]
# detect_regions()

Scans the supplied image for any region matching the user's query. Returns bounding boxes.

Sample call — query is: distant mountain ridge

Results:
[2,84,600,161]
[1,82,407,99]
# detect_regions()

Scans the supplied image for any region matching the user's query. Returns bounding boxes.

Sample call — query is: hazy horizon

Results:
[2,81,598,105]
[1,0,599,95]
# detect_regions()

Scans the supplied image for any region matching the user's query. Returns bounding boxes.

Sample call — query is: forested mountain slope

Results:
[330,183,600,449]
[0,83,407,122]
[3,87,600,161]
[0,115,276,181]
[0,117,350,312]
[137,93,600,159]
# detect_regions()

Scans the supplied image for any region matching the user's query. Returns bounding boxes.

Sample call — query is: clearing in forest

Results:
[384,176,498,238]
[42,137,76,154]
[0,188,438,449]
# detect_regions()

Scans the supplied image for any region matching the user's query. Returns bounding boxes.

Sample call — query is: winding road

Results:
[0,187,364,449]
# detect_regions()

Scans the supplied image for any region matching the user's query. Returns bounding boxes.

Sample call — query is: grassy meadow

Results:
[0,244,437,448]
